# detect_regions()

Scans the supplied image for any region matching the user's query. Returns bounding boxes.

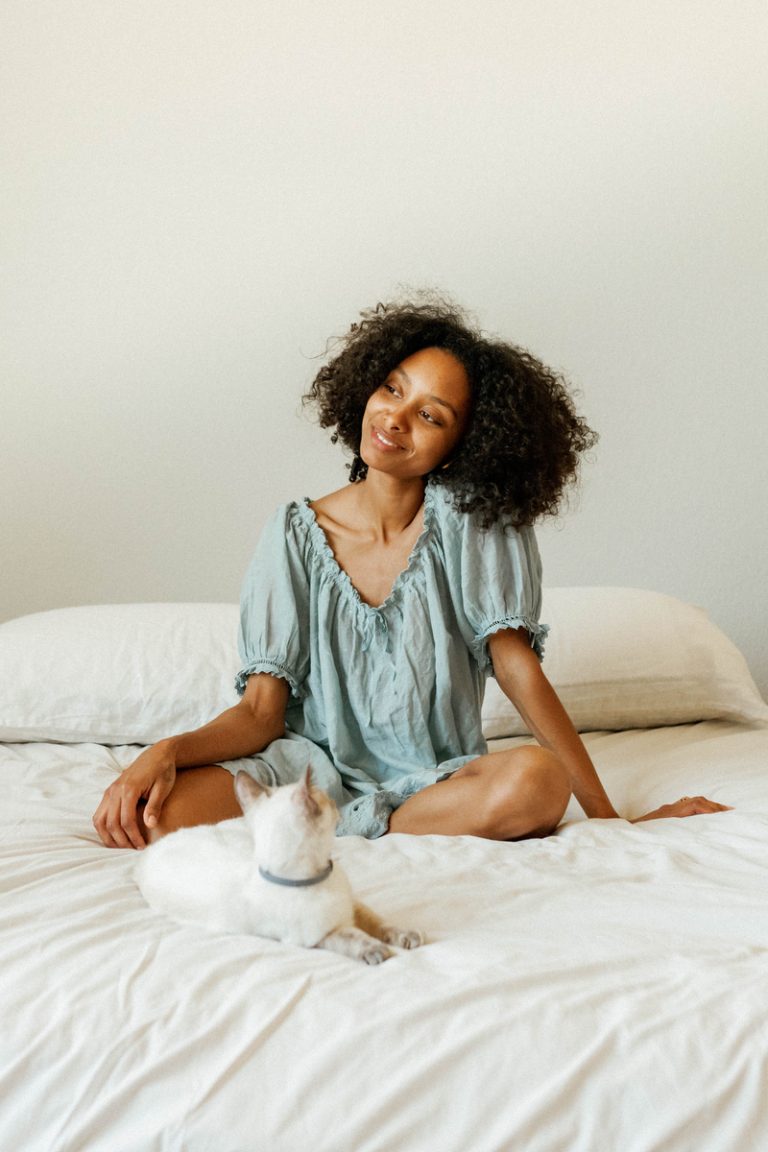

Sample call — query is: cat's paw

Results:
[381,927,425,950]
[361,941,394,965]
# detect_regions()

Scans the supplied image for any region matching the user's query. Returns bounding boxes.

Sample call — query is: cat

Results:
[135,768,425,964]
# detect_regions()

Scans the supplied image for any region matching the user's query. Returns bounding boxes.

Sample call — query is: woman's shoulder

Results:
[424,481,487,544]
[243,499,318,593]
[304,485,357,538]
[259,492,353,577]
[307,484,352,516]
[259,497,308,532]
[426,480,536,541]
[251,498,317,561]
[425,482,540,591]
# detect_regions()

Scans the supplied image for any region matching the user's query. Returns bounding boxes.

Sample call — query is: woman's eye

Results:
[420,410,441,426]
[382,382,398,395]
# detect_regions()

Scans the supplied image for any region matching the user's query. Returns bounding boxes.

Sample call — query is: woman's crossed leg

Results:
[388,746,571,839]
[143,746,570,844]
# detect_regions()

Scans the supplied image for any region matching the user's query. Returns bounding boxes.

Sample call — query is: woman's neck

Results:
[351,473,426,543]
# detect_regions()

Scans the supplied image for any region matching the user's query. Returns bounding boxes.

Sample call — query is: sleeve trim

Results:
[234,660,305,700]
[473,616,549,668]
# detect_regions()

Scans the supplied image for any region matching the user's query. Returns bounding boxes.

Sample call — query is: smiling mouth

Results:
[371,426,405,451]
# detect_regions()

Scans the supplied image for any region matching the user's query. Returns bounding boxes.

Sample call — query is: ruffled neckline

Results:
[297,484,437,614]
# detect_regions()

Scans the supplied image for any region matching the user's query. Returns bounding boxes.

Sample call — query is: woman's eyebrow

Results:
[393,367,459,419]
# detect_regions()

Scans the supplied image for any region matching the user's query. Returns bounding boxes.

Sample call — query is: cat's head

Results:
[234,768,339,855]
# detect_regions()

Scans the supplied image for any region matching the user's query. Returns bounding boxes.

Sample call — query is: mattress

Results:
[3,720,768,1152]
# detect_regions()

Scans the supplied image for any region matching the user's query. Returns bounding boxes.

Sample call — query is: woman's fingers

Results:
[92,792,113,847]
[677,795,733,816]
[634,795,733,822]
[93,787,132,848]
[143,767,176,832]
[92,756,176,849]
[93,782,141,849]
[119,784,149,850]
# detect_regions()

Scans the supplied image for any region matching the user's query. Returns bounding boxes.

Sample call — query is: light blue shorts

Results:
[218,731,475,838]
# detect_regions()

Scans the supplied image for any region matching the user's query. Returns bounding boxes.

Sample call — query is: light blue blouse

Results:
[234,483,547,836]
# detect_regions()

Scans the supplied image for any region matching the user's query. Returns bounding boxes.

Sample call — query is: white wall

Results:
[3,1,767,695]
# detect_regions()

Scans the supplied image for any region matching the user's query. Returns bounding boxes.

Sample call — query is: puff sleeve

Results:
[235,504,311,699]
[435,488,549,675]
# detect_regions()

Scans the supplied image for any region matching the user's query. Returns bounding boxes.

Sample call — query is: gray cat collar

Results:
[258,860,334,888]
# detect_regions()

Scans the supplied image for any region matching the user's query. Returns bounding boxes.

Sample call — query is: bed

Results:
[1,587,767,1152]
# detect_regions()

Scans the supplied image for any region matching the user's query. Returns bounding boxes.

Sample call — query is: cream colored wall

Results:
[3,1,767,695]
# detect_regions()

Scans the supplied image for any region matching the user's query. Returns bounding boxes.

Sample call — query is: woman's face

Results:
[360,347,472,480]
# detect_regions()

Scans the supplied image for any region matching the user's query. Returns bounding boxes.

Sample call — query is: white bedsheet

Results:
[2,722,768,1152]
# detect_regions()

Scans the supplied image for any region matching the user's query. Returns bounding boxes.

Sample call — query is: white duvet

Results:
[2,722,768,1152]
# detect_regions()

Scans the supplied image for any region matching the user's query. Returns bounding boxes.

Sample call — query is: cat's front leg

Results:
[317,926,393,965]
[353,902,425,950]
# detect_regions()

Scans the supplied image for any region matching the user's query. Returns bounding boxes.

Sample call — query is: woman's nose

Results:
[382,400,407,430]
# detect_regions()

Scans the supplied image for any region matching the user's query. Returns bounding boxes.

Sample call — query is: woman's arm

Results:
[92,673,289,848]
[487,628,732,822]
[488,628,619,818]
[161,672,289,768]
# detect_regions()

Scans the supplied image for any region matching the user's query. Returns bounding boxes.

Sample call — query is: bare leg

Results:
[143,766,242,841]
[388,746,571,839]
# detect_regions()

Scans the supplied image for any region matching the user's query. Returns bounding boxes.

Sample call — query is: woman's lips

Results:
[370,426,405,451]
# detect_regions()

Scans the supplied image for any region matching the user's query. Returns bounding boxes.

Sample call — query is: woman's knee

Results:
[148,766,241,839]
[484,747,571,840]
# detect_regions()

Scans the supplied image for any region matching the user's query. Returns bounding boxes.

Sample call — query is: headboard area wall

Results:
[3,0,766,696]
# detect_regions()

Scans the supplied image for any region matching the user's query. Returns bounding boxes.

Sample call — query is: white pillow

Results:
[0,591,765,746]
[481,587,768,737]
[0,603,241,744]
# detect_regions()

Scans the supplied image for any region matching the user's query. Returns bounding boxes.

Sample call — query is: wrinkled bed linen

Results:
[2,722,768,1152]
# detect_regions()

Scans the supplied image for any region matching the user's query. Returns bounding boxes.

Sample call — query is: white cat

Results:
[135,769,425,964]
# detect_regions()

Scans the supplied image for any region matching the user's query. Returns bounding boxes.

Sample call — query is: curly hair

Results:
[303,295,597,528]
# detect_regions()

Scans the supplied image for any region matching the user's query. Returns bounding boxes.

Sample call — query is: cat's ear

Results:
[234,771,271,813]
[293,766,320,818]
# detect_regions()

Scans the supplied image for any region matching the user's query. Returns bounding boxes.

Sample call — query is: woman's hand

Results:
[632,795,733,823]
[91,677,289,850]
[92,742,177,849]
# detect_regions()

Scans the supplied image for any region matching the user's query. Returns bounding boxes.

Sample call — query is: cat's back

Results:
[135,816,250,928]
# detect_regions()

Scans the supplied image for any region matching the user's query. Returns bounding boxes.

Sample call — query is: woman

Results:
[93,297,729,849]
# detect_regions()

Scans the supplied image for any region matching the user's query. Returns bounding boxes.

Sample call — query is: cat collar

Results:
[258,860,334,888]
